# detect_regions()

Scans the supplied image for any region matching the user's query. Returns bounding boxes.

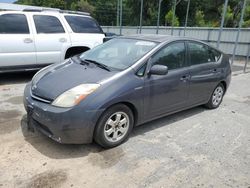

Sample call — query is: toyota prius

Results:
[23,35,231,148]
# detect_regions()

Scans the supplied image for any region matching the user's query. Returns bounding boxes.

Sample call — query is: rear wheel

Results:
[205,83,225,109]
[94,104,134,148]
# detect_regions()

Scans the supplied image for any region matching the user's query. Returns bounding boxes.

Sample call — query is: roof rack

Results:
[0,3,90,16]
[59,10,90,16]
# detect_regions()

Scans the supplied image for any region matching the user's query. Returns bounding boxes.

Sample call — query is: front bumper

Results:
[23,83,105,144]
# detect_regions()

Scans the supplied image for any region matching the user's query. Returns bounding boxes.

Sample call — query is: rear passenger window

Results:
[0,14,29,34]
[151,42,186,70]
[65,16,103,33]
[188,42,211,65]
[33,15,65,34]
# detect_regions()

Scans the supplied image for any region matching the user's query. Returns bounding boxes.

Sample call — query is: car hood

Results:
[31,60,117,101]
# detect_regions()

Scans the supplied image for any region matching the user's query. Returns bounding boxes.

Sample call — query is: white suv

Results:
[0,9,105,72]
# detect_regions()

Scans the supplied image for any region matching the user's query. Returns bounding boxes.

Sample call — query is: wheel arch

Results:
[64,46,90,59]
[94,101,139,131]
[220,80,227,92]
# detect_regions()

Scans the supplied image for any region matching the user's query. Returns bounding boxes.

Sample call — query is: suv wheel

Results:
[205,83,225,109]
[94,104,134,148]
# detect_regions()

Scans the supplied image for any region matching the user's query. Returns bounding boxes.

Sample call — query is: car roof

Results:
[118,34,223,53]
[120,34,212,43]
[120,34,183,43]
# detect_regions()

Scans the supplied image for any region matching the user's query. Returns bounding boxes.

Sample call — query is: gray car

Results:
[23,35,231,148]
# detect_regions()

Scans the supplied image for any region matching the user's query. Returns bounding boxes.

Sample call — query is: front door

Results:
[144,42,190,120]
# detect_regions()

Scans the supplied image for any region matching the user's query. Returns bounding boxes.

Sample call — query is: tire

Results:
[94,104,134,148]
[205,83,225,109]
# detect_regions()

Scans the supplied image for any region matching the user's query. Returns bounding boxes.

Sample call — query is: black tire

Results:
[205,83,225,109]
[94,104,134,148]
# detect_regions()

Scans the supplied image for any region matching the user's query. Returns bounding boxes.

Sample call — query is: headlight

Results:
[52,84,100,108]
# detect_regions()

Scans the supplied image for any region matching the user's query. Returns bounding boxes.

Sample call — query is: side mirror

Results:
[149,64,168,75]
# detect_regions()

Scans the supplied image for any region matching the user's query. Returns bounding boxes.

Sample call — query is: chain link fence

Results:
[98,0,250,73]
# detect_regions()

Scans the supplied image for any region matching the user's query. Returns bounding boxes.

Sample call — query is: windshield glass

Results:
[80,38,158,70]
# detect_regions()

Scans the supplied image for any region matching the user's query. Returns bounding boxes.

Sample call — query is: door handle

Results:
[212,68,217,73]
[23,38,33,43]
[180,75,190,81]
[59,38,67,43]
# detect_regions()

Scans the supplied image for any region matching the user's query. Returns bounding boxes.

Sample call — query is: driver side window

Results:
[151,42,185,70]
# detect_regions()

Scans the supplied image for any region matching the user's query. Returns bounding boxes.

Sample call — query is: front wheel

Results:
[205,83,225,109]
[94,104,134,148]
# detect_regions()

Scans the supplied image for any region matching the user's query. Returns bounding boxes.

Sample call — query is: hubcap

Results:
[212,86,224,106]
[104,112,129,143]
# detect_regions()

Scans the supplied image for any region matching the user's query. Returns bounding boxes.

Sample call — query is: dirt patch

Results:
[2,94,10,98]
[5,96,23,105]
[88,147,125,168]
[0,119,20,135]
[0,110,21,120]
[23,170,67,188]
[244,96,250,105]
[0,110,22,134]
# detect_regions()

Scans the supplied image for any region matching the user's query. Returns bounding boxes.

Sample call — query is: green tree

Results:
[194,10,206,26]
[71,0,94,14]
[13,0,250,28]
[165,10,179,26]
[15,0,67,9]
[90,0,117,26]
[47,0,66,9]
[217,5,234,27]
[242,4,250,28]
[224,6,234,27]
[125,0,159,26]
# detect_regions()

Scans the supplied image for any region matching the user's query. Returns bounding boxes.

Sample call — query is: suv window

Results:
[151,42,185,70]
[0,14,29,34]
[65,16,103,33]
[33,15,65,34]
[188,42,211,65]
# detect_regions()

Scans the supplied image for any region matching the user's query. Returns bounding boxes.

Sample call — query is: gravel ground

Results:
[0,71,249,188]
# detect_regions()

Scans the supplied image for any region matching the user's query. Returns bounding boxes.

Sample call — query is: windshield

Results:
[80,38,158,70]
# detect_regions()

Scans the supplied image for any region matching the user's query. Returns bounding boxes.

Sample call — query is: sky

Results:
[0,0,16,3]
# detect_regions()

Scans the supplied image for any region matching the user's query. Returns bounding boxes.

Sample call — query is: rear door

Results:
[144,41,190,120]
[0,13,36,68]
[32,14,71,65]
[187,41,222,105]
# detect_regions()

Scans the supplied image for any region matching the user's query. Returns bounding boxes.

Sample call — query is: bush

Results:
[165,10,180,26]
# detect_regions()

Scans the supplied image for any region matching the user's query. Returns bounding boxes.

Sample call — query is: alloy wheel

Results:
[212,86,224,106]
[104,112,129,143]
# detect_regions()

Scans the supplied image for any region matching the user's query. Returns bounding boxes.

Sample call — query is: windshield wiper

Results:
[71,55,89,65]
[83,59,111,72]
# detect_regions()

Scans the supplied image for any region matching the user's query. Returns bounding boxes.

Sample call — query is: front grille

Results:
[31,91,52,104]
